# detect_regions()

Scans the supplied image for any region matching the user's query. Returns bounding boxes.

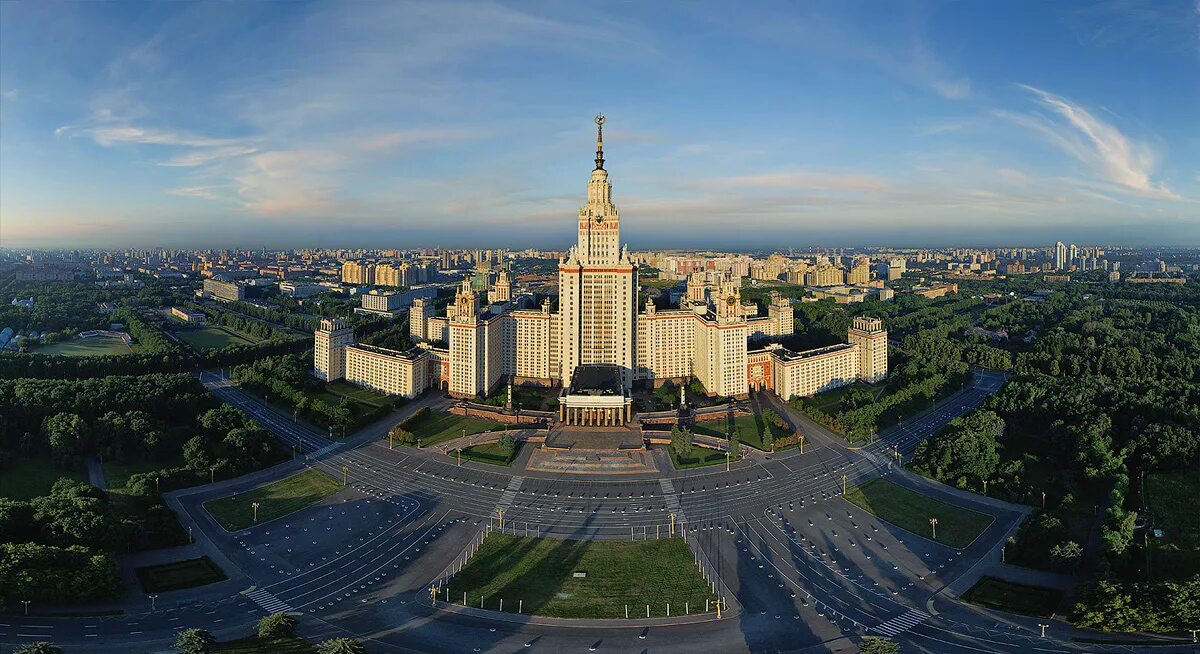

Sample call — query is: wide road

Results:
[2,369,1189,653]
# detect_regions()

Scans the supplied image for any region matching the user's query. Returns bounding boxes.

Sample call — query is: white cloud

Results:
[1006,85,1182,200]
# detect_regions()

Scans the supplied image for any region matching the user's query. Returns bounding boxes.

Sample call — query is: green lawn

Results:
[175,325,257,350]
[962,576,1062,617]
[409,411,504,447]
[0,457,85,500]
[693,413,790,452]
[204,469,343,531]
[844,478,994,548]
[447,533,717,618]
[1144,468,1200,579]
[327,381,391,407]
[33,336,133,357]
[136,556,227,592]
[215,636,316,653]
[456,442,522,466]
[672,447,728,469]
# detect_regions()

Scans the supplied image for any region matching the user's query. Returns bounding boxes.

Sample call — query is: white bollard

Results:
[625,604,629,619]
[667,603,670,617]
[646,604,650,618]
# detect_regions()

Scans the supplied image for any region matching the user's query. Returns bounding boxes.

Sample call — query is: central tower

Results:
[558,114,637,389]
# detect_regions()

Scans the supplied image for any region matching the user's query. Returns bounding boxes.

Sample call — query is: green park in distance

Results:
[844,478,993,549]
[204,468,343,531]
[33,335,134,357]
[446,533,718,618]
[175,325,258,351]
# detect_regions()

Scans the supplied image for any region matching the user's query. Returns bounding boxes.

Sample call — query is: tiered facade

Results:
[314,117,888,405]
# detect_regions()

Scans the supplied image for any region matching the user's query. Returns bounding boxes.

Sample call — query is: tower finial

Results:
[594,113,606,171]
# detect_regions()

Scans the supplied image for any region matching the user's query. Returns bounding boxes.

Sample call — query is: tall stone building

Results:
[317,117,888,407]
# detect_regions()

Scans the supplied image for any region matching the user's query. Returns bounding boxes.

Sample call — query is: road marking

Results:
[872,608,930,636]
[246,588,293,614]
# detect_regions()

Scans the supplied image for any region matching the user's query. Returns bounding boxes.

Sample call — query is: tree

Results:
[670,425,692,458]
[12,642,62,654]
[317,638,366,654]
[388,425,415,447]
[173,628,216,654]
[257,612,297,639]
[1049,540,1083,570]
[729,436,741,459]
[498,432,516,454]
[42,412,88,468]
[859,636,899,654]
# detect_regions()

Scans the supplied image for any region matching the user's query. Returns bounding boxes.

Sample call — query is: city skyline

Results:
[2,1,1199,249]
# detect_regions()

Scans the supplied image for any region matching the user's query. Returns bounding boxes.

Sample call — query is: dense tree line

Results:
[905,278,1200,632]
[791,353,970,442]
[231,354,392,432]
[0,480,124,604]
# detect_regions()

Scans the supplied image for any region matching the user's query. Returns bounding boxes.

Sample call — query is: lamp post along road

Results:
[252,501,260,523]
[929,517,938,541]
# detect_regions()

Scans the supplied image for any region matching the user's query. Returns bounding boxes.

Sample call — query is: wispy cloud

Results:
[1003,84,1181,200]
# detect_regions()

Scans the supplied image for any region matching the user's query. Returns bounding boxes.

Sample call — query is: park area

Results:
[0,456,85,500]
[456,441,522,466]
[1144,468,1200,579]
[175,325,258,351]
[692,411,792,452]
[33,335,133,357]
[136,556,227,592]
[204,469,343,531]
[962,576,1062,617]
[446,533,718,618]
[672,447,728,469]
[408,411,503,447]
[844,478,993,548]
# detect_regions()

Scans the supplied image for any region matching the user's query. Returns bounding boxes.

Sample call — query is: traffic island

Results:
[437,533,724,621]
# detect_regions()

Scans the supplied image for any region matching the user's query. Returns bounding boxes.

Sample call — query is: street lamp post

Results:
[342,465,349,486]
[929,517,939,541]
[209,466,216,484]
[150,594,159,611]
[252,501,261,523]
[1038,623,1048,638]
[1041,491,1046,509]
[841,474,847,495]
[799,434,805,454]
[21,600,30,616]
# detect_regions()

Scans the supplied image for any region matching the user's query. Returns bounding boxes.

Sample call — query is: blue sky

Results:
[1,0,1197,249]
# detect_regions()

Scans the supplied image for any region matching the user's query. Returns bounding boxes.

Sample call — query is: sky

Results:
[1,0,1198,250]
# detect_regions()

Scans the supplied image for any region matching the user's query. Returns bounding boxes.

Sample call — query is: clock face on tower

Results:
[594,215,603,224]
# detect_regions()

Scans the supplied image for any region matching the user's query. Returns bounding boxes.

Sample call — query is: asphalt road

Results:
[2,369,1192,654]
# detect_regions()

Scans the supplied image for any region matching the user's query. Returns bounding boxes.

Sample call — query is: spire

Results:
[593,113,606,171]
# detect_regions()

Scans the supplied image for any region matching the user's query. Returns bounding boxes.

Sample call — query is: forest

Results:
[908,279,1200,632]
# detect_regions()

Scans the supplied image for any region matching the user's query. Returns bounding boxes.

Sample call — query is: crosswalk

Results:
[871,609,929,636]
[497,475,524,509]
[245,588,293,614]
[659,478,685,522]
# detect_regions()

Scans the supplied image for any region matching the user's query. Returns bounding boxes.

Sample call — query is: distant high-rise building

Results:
[1054,241,1068,271]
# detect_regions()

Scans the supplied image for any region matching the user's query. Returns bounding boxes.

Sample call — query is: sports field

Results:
[34,336,132,357]
[447,533,717,618]
[844,478,993,548]
[409,412,504,447]
[204,469,343,531]
[176,325,257,350]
